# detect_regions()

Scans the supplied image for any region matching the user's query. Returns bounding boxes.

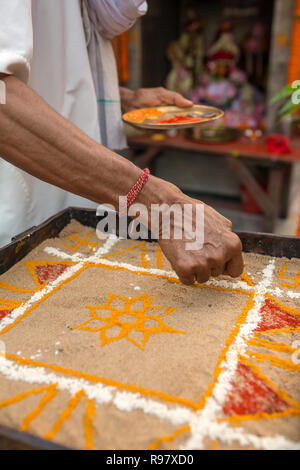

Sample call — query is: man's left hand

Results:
[120,87,193,113]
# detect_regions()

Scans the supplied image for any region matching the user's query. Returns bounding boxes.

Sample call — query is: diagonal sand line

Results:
[0,262,86,334]
[44,246,253,292]
[0,236,119,334]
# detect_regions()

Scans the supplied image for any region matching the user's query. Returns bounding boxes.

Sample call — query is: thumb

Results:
[159,88,193,107]
[173,92,193,108]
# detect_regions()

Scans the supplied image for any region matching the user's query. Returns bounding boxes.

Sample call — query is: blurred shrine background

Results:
[113,0,300,235]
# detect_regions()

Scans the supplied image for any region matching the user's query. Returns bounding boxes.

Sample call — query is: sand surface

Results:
[0,220,299,450]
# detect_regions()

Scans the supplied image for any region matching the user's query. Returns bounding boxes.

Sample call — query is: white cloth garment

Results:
[0,0,147,247]
[81,1,126,150]
[87,0,147,40]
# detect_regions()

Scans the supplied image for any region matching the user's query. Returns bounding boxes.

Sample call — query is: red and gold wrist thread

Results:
[120,168,150,216]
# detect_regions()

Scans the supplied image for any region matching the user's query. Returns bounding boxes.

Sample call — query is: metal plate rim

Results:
[122,104,224,130]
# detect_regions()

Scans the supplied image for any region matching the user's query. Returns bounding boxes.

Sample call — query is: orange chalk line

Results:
[0,281,40,294]
[247,337,298,355]
[20,385,58,432]
[84,399,96,451]
[220,408,300,426]
[99,242,144,259]
[278,264,300,289]
[44,389,85,440]
[156,246,162,270]
[45,246,300,304]
[146,425,190,450]
[247,351,300,373]
[0,384,56,411]
[0,298,23,309]
[241,271,254,287]
[62,230,98,252]
[255,326,300,337]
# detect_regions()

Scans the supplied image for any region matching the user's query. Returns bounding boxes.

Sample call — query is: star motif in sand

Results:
[73,292,185,350]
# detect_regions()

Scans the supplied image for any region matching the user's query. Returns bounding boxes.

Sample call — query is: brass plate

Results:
[123,105,224,130]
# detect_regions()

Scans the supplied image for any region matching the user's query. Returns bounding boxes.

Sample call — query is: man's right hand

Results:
[138,179,244,285]
[158,199,243,285]
[0,76,243,280]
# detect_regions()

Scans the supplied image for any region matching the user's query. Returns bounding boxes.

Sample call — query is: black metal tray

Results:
[0,207,299,449]
[1,207,299,276]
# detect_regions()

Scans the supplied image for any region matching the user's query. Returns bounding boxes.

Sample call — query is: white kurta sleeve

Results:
[0,0,33,83]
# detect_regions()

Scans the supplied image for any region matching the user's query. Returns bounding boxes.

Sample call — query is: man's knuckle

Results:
[196,259,210,274]
[179,276,194,286]
[196,270,210,283]
[213,254,225,268]
[204,255,214,268]
[176,260,192,276]
[205,249,224,268]
[187,259,200,271]
[227,219,233,229]
[228,234,242,253]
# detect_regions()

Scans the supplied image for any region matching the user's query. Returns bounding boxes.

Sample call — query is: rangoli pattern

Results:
[73,292,184,350]
[0,225,299,450]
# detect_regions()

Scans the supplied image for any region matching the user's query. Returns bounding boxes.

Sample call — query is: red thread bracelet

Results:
[120,168,150,216]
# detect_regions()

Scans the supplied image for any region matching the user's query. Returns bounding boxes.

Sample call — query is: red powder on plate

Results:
[156,115,205,124]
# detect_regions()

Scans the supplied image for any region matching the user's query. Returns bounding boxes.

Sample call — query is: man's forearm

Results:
[0,75,243,284]
[0,76,169,210]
